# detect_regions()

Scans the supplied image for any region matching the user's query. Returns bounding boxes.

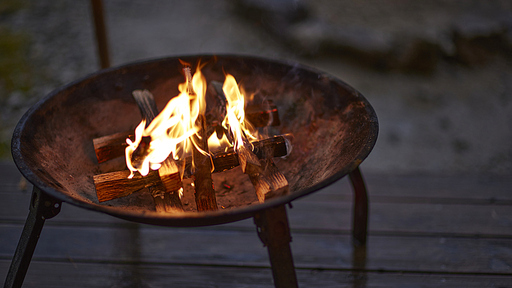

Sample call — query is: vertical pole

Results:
[4,187,62,288]
[348,166,368,246]
[91,0,110,69]
[351,245,368,288]
[254,205,298,288]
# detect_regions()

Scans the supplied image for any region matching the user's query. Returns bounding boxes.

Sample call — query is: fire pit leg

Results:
[254,205,298,288]
[4,186,62,288]
[349,166,368,246]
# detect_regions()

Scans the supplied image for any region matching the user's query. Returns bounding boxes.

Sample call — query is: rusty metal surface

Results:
[11,55,378,226]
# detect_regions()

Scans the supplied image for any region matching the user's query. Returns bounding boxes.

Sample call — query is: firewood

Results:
[94,170,160,202]
[245,99,280,127]
[93,131,132,163]
[238,143,289,203]
[181,65,218,212]
[184,135,289,175]
[92,104,282,163]
[151,161,184,213]
[192,115,218,211]
[94,134,288,179]
[131,89,184,212]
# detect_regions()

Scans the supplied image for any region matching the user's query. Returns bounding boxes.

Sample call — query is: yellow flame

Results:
[126,66,207,177]
[125,68,258,178]
[207,130,232,151]
[125,119,147,178]
[222,74,256,151]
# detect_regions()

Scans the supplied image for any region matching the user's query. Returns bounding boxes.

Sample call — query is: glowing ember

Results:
[125,63,258,178]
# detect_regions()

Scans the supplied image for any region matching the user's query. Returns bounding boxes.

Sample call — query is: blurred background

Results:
[1,0,511,176]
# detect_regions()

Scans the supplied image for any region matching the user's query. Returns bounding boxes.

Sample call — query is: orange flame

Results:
[125,65,207,178]
[221,74,256,151]
[125,64,257,178]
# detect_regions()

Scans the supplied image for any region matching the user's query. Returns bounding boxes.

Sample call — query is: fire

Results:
[221,74,257,151]
[207,130,231,151]
[125,63,257,178]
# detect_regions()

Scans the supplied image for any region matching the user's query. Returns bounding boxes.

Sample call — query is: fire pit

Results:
[6,55,378,287]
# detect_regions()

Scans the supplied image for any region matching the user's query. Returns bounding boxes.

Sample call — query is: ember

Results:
[93,61,291,212]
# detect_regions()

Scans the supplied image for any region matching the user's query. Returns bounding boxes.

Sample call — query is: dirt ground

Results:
[1,0,511,176]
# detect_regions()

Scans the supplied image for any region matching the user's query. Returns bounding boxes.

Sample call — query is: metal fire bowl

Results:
[12,55,378,227]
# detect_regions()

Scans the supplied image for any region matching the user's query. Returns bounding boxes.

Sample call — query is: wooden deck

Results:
[1,161,512,287]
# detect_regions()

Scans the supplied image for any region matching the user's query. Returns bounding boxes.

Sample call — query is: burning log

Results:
[192,115,218,211]
[93,94,282,164]
[92,133,289,203]
[92,62,290,211]
[151,161,184,213]
[185,135,289,175]
[130,89,184,213]
[184,66,218,211]
[238,142,289,203]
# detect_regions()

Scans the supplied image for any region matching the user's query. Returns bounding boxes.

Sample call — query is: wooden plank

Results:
[287,200,512,236]
[4,186,512,236]
[0,261,512,288]
[2,223,512,274]
[1,260,512,288]
[318,173,512,201]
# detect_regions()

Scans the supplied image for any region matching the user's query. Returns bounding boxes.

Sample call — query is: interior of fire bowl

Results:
[13,55,378,220]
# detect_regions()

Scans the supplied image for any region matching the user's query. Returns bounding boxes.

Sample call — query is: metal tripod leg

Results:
[4,186,62,288]
[254,205,298,288]
[349,166,368,246]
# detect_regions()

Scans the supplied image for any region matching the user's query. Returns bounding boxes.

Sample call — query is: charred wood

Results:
[245,99,280,127]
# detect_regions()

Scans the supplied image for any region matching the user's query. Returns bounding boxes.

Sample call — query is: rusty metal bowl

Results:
[11,55,378,227]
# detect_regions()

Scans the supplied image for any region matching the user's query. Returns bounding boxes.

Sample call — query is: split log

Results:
[93,102,282,164]
[131,89,184,213]
[192,115,218,211]
[183,66,218,212]
[94,170,160,202]
[151,160,184,213]
[183,135,289,176]
[95,135,288,180]
[93,131,132,163]
[238,142,289,203]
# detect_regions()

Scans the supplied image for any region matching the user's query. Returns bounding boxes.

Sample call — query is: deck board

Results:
[1,161,512,287]
[2,261,512,288]
[2,224,512,273]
